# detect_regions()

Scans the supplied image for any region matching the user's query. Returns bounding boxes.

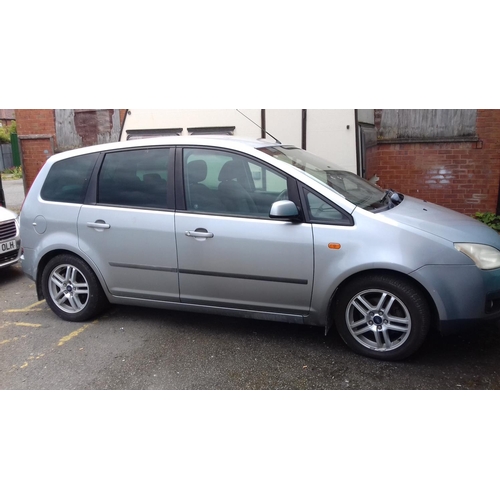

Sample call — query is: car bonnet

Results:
[0,206,17,223]
[379,195,500,247]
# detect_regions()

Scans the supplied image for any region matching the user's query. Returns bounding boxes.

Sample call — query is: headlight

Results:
[454,243,500,270]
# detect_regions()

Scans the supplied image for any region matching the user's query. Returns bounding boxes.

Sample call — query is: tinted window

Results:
[41,153,98,203]
[98,148,169,209]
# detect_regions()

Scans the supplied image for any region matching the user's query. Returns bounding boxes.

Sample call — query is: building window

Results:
[187,126,235,136]
[126,128,183,140]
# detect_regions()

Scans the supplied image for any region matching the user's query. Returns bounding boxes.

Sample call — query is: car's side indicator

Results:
[328,243,341,250]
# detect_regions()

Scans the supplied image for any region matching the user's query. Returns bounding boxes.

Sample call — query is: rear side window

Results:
[98,148,170,209]
[41,153,98,203]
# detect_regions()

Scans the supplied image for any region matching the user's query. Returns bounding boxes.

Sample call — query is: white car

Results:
[0,206,21,268]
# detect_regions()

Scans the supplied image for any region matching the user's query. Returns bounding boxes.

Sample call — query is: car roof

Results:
[50,135,285,162]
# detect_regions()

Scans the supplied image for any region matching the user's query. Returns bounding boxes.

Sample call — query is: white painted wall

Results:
[121,109,361,173]
[121,109,262,139]
[264,109,303,147]
[306,110,356,172]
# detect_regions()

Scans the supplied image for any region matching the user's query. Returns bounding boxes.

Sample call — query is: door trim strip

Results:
[179,268,308,285]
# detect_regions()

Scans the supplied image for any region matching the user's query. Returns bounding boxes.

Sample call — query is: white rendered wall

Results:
[121,109,263,139]
[306,109,357,172]
[121,109,360,173]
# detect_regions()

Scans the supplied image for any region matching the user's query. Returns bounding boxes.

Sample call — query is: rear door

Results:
[78,147,179,302]
[174,147,314,315]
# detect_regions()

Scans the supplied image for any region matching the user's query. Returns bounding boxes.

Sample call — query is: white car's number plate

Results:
[0,240,17,254]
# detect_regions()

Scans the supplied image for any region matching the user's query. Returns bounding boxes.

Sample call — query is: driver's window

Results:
[248,162,287,196]
[183,148,288,218]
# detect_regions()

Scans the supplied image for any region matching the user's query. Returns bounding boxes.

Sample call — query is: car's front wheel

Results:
[334,273,430,361]
[41,254,108,322]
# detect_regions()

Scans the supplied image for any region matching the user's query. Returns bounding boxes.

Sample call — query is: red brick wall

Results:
[365,109,500,215]
[16,109,56,137]
[16,109,127,193]
[20,138,55,189]
[16,109,57,192]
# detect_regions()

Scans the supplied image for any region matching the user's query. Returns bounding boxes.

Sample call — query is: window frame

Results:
[85,146,175,211]
[299,184,354,226]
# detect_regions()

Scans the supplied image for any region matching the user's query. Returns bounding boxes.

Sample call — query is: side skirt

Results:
[107,296,307,325]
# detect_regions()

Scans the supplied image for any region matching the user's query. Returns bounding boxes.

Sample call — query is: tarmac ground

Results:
[1,176,24,213]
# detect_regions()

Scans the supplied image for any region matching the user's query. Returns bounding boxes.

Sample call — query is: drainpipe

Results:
[302,109,307,150]
[354,109,362,177]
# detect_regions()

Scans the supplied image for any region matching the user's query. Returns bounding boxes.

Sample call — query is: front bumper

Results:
[410,264,500,327]
[0,237,21,268]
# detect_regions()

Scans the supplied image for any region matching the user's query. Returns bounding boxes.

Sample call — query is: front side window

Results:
[41,153,98,203]
[183,148,288,217]
[98,148,169,209]
[304,190,351,225]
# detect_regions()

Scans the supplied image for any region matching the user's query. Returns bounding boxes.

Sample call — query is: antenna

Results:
[236,109,281,144]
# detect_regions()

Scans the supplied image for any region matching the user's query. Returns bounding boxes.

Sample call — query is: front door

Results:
[175,147,314,314]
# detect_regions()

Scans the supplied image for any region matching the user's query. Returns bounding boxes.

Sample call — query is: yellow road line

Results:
[0,323,41,346]
[0,321,41,330]
[58,320,98,346]
[4,299,46,313]
[16,356,46,370]
[1,336,25,346]
[11,320,97,371]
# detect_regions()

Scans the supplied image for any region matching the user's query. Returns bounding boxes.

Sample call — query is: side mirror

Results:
[269,200,300,220]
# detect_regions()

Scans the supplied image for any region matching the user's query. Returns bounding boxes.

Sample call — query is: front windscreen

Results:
[258,145,392,211]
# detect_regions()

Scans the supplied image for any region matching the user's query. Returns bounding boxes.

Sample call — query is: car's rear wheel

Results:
[41,254,108,322]
[334,273,430,361]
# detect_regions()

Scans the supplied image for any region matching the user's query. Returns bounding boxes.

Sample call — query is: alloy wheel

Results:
[345,288,412,352]
[48,263,90,314]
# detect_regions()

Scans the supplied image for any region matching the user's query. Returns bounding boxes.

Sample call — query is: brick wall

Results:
[16,109,127,193]
[365,109,500,215]
[16,109,57,192]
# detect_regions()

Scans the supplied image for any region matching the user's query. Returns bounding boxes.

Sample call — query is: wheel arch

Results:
[326,268,440,334]
[35,248,108,301]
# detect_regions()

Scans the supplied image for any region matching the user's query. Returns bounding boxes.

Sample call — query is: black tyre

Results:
[334,273,430,361]
[41,253,108,322]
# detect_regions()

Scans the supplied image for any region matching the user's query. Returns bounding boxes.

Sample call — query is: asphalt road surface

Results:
[2,262,500,390]
[2,177,24,213]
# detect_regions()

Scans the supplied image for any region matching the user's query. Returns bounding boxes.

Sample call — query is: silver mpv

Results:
[19,136,500,361]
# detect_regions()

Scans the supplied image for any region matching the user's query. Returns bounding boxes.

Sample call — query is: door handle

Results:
[185,229,214,238]
[87,221,111,229]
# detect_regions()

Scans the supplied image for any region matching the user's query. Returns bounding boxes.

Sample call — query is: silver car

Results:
[0,206,21,268]
[19,136,500,361]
